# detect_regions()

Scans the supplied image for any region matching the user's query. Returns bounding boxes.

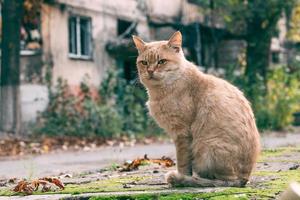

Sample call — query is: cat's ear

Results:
[168,31,182,53]
[132,35,146,53]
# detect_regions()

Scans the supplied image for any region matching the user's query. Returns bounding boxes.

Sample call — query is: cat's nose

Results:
[147,68,155,75]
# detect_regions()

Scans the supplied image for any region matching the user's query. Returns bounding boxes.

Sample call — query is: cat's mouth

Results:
[147,74,158,80]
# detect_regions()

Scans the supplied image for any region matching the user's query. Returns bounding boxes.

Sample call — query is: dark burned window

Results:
[68,15,92,59]
[117,58,137,83]
[115,19,137,82]
[117,19,133,38]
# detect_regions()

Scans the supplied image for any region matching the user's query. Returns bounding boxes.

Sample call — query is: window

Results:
[68,16,92,59]
[117,19,135,38]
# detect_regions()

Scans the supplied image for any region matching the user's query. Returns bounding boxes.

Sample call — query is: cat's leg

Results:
[166,119,252,188]
[172,134,193,176]
[166,134,193,185]
[167,149,248,187]
[167,138,249,187]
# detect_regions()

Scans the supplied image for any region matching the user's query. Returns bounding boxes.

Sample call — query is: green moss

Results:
[260,169,300,188]
[62,176,150,195]
[88,190,253,200]
[259,147,300,162]
[260,159,300,164]
[88,169,300,200]
[250,169,300,199]
[259,148,289,161]
[106,163,121,171]
[0,189,15,196]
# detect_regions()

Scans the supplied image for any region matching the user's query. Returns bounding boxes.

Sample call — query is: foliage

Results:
[194,0,296,100]
[35,78,123,137]
[288,3,300,42]
[224,64,300,130]
[253,66,300,130]
[35,67,162,137]
[100,68,162,136]
[194,0,300,130]
[195,0,295,36]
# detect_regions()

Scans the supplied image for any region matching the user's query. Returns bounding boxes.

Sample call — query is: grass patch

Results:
[0,188,14,196]
[259,146,300,162]
[87,189,257,200]
[62,176,151,195]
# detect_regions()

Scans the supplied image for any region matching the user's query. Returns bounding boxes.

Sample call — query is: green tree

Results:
[288,3,300,42]
[192,0,296,101]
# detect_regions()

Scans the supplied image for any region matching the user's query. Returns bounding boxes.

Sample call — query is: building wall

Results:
[20,54,48,123]
[26,0,197,124]
[41,0,203,87]
[41,0,153,87]
[21,84,48,123]
[42,3,113,87]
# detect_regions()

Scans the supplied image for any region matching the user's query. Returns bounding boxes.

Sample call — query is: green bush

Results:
[35,78,123,137]
[253,67,300,130]
[225,63,300,130]
[100,68,162,136]
[35,68,162,137]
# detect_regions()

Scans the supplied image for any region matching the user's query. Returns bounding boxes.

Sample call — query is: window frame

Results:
[68,15,93,60]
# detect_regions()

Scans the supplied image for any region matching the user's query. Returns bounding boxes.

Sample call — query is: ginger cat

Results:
[132,31,260,187]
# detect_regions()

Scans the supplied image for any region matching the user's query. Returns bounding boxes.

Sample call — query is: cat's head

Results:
[132,31,185,87]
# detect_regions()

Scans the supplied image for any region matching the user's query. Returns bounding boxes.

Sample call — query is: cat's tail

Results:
[165,171,248,187]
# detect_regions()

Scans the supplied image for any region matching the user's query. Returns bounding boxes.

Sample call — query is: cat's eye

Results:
[140,60,148,66]
[158,59,167,65]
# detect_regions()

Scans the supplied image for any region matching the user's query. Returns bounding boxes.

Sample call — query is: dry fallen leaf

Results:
[150,156,175,167]
[13,177,64,195]
[31,180,39,191]
[119,154,175,172]
[41,185,51,192]
[120,157,146,172]
[13,180,34,195]
[31,179,48,191]
[40,177,65,189]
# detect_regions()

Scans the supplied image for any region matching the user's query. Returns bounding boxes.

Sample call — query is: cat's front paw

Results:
[165,170,178,185]
[165,170,183,187]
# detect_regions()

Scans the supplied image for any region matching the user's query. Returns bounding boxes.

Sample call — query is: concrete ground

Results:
[0,131,300,199]
[0,131,300,180]
[0,143,175,179]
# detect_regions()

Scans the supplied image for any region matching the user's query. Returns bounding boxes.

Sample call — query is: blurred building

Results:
[1,0,289,123]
